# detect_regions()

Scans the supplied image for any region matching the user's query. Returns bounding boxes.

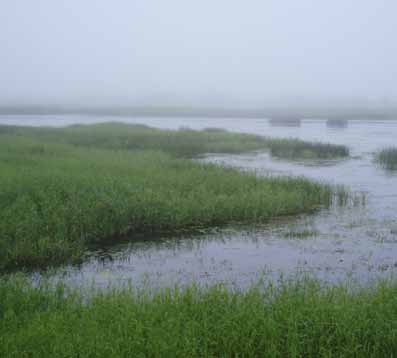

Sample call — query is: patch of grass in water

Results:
[1,277,397,357]
[375,147,397,171]
[284,230,320,239]
[266,138,349,160]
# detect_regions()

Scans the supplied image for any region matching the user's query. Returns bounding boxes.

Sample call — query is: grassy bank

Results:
[1,277,396,357]
[0,133,342,271]
[375,147,397,170]
[0,122,349,159]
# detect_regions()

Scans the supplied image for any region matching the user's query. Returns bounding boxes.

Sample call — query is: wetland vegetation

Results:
[0,122,349,159]
[1,276,396,357]
[375,147,397,170]
[267,138,349,159]
[0,123,348,271]
[3,122,383,357]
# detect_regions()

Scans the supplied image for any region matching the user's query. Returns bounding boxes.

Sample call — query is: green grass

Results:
[0,133,343,271]
[0,123,268,158]
[375,147,397,170]
[266,138,349,159]
[0,124,382,358]
[283,230,320,239]
[0,122,349,159]
[1,277,396,357]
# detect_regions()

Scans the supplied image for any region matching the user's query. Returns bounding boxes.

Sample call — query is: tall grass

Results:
[266,138,349,159]
[375,147,397,170]
[0,123,351,270]
[1,277,396,357]
[0,123,267,158]
[0,122,349,159]
[0,134,340,271]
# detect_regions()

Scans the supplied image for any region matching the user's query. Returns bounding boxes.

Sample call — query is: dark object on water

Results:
[327,119,349,129]
[269,118,302,127]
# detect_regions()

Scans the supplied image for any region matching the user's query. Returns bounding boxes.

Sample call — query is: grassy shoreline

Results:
[1,277,396,357]
[0,138,340,271]
[0,123,349,271]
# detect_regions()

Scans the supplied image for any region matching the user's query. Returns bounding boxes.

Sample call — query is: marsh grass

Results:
[266,138,349,159]
[0,122,349,160]
[284,230,320,239]
[1,277,396,357]
[0,123,267,158]
[0,135,338,270]
[0,124,349,270]
[375,147,397,171]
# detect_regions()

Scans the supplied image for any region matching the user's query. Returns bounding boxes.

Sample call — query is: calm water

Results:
[2,115,397,288]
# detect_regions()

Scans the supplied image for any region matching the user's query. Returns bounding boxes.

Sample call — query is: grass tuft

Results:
[375,147,397,171]
[266,138,349,159]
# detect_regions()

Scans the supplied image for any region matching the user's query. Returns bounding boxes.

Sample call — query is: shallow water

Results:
[2,115,397,288]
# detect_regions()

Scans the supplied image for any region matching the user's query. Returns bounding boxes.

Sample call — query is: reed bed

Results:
[375,147,397,170]
[0,134,341,270]
[266,138,349,159]
[0,277,396,357]
[0,122,349,159]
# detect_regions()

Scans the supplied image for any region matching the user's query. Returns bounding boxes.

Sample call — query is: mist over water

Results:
[1,1,397,111]
[2,3,397,356]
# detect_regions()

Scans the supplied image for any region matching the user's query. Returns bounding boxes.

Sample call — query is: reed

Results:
[0,277,396,357]
[375,147,397,170]
[0,122,349,159]
[0,124,347,270]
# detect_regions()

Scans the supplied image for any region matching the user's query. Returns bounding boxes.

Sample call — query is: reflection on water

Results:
[2,115,397,289]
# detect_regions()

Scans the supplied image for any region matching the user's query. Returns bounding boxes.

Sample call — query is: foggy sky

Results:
[1,1,396,108]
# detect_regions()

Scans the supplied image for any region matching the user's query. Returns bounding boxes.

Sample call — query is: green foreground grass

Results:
[0,130,342,270]
[1,277,396,357]
[375,147,397,170]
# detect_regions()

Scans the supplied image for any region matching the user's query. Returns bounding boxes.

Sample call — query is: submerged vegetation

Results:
[375,147,397,170]
[0,130,343,270]
[1,277,396,357]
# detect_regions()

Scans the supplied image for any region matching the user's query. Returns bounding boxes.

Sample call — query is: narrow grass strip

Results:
[0,122,349,159]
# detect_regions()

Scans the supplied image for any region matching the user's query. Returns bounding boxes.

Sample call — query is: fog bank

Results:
[1,1,396,110]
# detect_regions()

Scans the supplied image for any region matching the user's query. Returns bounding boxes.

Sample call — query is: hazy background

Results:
[1,1,396,111]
